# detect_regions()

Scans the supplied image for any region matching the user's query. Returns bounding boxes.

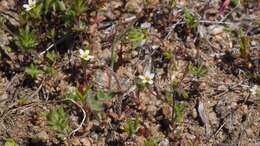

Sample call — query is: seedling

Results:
[4,139,18,146]
[144,138,159,146]
[25,64,43,79]
[15,25,38,51]
[239,29,250,59]
[43,0,66,14]
[188,64,207,78]
[231,0,240,6]
[184,8,198,29]
[174,103,185,123]
[44,106,71,139]
[126,28,146,47]
[69,0,88,16]
[44,66,58,75]
[124,118,139,136]
[46,50,58,62]
[65,87,114,111]
[0,16,6,28]
[28,2,43,18]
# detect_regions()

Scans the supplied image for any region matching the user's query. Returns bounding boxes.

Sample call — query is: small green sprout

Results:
[44,66,57,75]
[87,90,114,111]
[174,103,185,123]
[126,28,146,47]
[239,29,250,59]
[184,8,198,29]
[28,2,43,19]
[46,50,58,62]
[65,88,114,111]
[231,0,240,6]
[4,139,19,146]
[70,0,88,16]
[188,64,207,78]
[43,0,66,14]
[124,118,139,136]
[44,106,71,139]
[25,64,43,79]
[0,16,6,28]
[15,25,38,51]
[144,138,159,146]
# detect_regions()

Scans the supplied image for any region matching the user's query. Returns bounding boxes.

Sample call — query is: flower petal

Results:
[79,49,84,55]
[138,75,145,80]
[149,73,155,78]
[148,80,153,84]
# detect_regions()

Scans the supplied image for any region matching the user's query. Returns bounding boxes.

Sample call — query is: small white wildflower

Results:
[250,85,259,96]
[138,71,155,84]
[159,138,169,146]
[79,49,94,61]
[23,0,37,11]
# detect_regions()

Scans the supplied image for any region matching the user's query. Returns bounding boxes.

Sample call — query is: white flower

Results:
[250,85,259,96]
[79,49,94,61]
[138,71,155,84]
[23,0,37,11]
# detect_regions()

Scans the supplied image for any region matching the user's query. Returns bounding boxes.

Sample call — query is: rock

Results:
[208,25,225,35]
[125,0,144,13]
[135,136,145,146]
[71,137,81,146]
[35,131,49,142]
[80,137,92,146]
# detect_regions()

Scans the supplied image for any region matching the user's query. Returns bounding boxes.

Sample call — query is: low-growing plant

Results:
[28,2,43,19]
[126,28,146,47]
[46,50,58,62]
[239,29,250,59]
[188,64,207,78]
[0,16,6,28]
[144,138,159,146]
[124,118,139,136]
[43,0,66,14]
[44,66,58,75]
[184,8,198,29]
[44,106,71,139]
[4,139,19,146]
[174,103,185,123]
[15,25,38,51]
[25,64,43,79]
[70,0,88,16]
[65,87,114,111]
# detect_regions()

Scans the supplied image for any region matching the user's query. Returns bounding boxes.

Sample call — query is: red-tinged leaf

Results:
[218,0,230,16]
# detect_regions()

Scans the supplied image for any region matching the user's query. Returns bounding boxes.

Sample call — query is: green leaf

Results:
[239,29,250,59]
[15,25,38,51]
[184,8,198,28]
[4,139,19,146]
[174,103,185,123]
[125,118,139,136]
[144,138,159,146]
[44,106,71,139]
[25,64,43,79]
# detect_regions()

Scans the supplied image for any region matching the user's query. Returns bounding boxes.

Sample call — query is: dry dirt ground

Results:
[0,0,260,146]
